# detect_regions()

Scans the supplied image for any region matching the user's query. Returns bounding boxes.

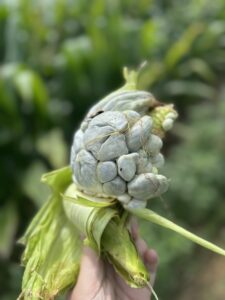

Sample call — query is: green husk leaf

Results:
[91,207,119,251]
[127,207,225,256]
[0,202,18,258]
[62,182,116,207]
[102,215,149,288]
[41,166,72,191]
[63,184,149,287]
[120,62,148,91]
[121,67,139,90]
[20,167,72,246]
[19,167,82,300]
[63,183,118,251]
[63,194,116,208]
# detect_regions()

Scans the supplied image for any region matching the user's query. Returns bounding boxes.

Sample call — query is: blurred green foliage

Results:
[0,0,225,299]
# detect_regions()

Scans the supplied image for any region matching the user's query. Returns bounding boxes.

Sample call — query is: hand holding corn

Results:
[18,66,225,300]
[70,221,158,300]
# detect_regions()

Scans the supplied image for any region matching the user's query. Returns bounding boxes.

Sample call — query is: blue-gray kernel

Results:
[98,134,128,161]
[103,176,126,196]
[126,198,147,209]
[145,134,163,156]
[70,144,76,168]
[128,173,160,200]
[80,121,88,131]
[74,149,102,193]
[117,194,131,204]
[123,110,140,126]
[97,161,117,183]
[155,174,169,195]
[83,125,114,158]
[136,149,152,174]
[89,111,128,132]
[126,116,153,152]
[72,129,84,154]
[117,153,138,181]
[150,153,165,169]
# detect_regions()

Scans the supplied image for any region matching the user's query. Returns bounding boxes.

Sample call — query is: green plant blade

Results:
[19,167,72,245]
[102,216,149,288]
[0,202,18,258]
[62,182,116,208]
[127,207,225,256]
[19,197,82,300]
[63,183,117,251]
[41,166,72,191]
[63,184,149,288]
[19,167,82,300]
[63,194,116,208]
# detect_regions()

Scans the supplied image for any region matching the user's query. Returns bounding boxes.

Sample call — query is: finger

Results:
[130,217,139,240]
[135,237,148,258]
[144,249,158,273]
[67,290,72,300]
[70,246,104,300]
[78,246,103,278]
[144,249,158,285]
[134,233,159,286]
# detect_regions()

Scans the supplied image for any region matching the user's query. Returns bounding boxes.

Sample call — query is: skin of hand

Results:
[69,219,158,300]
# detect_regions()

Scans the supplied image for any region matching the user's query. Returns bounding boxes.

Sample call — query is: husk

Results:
[19,166,225,299]
[19,167,150,300]
[63,184,149,287]
[102,217,149,288]
[18,167,82,300]
[127,207,225,256]
[63,184,118,250]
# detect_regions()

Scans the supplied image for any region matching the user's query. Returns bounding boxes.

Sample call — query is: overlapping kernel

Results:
[71,92,169,208]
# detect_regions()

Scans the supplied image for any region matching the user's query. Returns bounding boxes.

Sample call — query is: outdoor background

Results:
[0,0,225,299]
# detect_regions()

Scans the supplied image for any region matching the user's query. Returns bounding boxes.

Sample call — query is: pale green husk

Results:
[18,167,82,300]
[62,183,149,288]
[19,167,150,299]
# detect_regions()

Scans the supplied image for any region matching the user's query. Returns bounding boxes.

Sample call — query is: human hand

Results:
[69,220,158,300]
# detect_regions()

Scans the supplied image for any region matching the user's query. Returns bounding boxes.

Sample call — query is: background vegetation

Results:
[0,0,225,299]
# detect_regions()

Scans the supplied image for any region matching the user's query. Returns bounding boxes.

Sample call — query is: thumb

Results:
[70,246,104,300]
[78,246,103,281]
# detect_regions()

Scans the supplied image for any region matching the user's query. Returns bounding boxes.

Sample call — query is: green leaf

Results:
[22,161,50,207]
[165,23,204,69]
[0,202,18,258]
[63,195,116,208]
[63,183,117,251]
[13,69,48,114]
[179,58,216,82]
[20,198,81,300]
[62,182,116,208]
[63,184,149,288]
[19,167,81,300]
[41,166,72,192]
[127,207,225,256]
[102,215,149,288]
[36,130,68,169]
[164,80,215,99]
[90,206,118,252]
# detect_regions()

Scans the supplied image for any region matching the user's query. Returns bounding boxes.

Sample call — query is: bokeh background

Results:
[1,0,225,299]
